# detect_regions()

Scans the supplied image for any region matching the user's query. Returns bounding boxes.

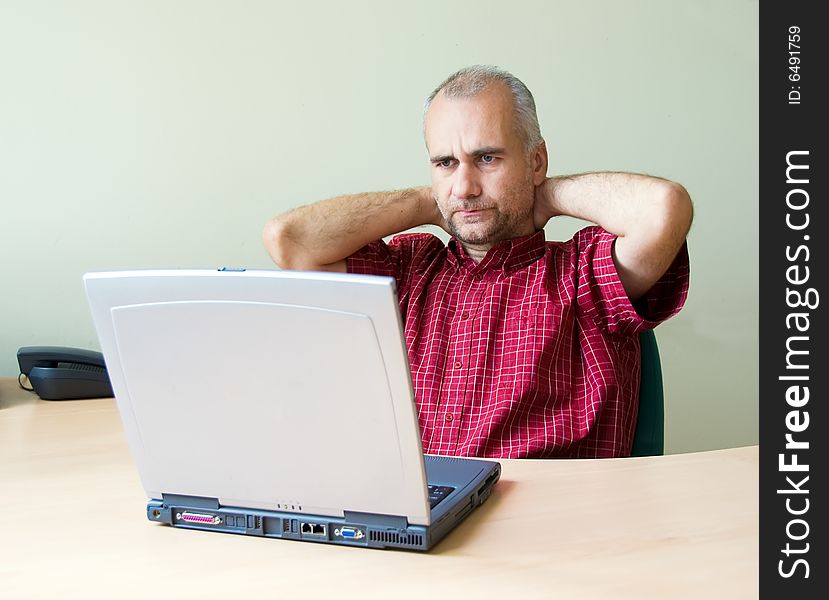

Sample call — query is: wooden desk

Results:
[0,378,758,598]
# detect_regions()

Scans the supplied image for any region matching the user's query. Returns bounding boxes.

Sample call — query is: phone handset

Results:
[17,346,114,400]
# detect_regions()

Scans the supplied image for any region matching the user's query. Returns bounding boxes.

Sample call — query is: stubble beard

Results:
[440,177,536,249]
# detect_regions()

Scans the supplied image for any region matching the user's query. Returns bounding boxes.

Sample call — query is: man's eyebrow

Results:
[429,147,506,163]
[472,146,506,156]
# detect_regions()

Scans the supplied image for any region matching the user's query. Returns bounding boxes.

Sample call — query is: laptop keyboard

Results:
[427,485,455,509]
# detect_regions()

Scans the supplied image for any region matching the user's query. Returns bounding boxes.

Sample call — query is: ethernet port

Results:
[300,522,326,537]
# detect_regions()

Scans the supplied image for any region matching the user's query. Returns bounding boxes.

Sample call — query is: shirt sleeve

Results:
[574,226,690,336]
[346,233,446,294]
[346,239,401,279]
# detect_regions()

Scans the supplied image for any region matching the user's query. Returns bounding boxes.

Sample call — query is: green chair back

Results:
[630,329,664,456]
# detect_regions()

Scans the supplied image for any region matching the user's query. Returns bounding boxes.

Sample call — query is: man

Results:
[263,65,692,458]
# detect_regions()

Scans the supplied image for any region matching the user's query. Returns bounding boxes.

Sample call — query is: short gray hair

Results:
[423,65,543,153]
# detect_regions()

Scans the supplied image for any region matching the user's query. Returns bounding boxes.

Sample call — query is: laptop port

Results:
[177,511,222,525]
[335,526,365,540]
[300,522,326,536]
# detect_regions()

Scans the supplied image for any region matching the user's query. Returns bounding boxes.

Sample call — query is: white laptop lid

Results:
[84,269,431,526]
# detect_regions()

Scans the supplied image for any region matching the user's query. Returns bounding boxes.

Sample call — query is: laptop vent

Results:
[369,530,423,547]
[427,455,463,464]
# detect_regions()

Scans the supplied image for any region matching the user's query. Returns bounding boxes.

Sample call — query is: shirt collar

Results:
[447,230,547,276]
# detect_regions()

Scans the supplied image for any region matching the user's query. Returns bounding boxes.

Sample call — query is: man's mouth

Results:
[454,207,493,218]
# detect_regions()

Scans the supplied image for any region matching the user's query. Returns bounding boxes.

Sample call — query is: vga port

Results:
[335,526,364,540]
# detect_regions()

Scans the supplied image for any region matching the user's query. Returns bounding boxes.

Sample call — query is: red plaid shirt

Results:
[348,227,689,458]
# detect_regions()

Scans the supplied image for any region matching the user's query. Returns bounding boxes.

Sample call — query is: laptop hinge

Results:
[344,511,409,529]
[161,493,220,509]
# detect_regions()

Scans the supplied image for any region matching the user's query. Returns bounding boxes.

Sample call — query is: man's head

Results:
[423,66,548,256]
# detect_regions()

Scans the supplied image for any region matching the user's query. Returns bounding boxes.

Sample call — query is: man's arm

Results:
[534,172,693,301]
[262,186,443,271]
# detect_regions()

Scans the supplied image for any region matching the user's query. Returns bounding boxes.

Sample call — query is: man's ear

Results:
[532,141,548,186]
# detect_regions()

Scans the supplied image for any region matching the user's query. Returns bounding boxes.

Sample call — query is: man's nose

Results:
[452,164,481,199]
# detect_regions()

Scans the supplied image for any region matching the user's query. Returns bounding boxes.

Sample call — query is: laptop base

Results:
[148,457,500,552]
[147,499,427,550]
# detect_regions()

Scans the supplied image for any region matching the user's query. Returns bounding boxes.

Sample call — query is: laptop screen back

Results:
[84,269,431,525]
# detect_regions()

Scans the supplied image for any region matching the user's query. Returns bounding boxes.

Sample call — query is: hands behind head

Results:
[425,188,451,234]
[533,177,558,231]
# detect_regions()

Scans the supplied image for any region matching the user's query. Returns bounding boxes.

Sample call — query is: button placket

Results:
[439,274,484,453]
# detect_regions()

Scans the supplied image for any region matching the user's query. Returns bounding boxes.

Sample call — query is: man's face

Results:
[424,84,546,252]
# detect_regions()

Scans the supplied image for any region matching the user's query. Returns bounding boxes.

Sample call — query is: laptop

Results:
[83,268,500,551]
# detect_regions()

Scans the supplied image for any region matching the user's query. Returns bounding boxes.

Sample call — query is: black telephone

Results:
[17,346,114,400]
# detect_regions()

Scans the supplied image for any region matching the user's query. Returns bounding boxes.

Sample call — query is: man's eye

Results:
[480,154,495,164]
[438,159,453,168]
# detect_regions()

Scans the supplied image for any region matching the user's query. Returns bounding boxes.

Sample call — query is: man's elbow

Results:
[262,218,300,270]
[658,181,694,240]
[645,180,694,248]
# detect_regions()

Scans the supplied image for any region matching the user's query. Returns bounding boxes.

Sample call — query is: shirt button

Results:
[444,413,454,423]
[453,361,462,369]
[461,312,469,320]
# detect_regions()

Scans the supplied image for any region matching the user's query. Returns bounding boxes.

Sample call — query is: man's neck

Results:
[461,242,492,264]
[460,229,539,263]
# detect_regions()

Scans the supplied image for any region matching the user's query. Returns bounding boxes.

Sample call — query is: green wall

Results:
[0,0,759,453]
